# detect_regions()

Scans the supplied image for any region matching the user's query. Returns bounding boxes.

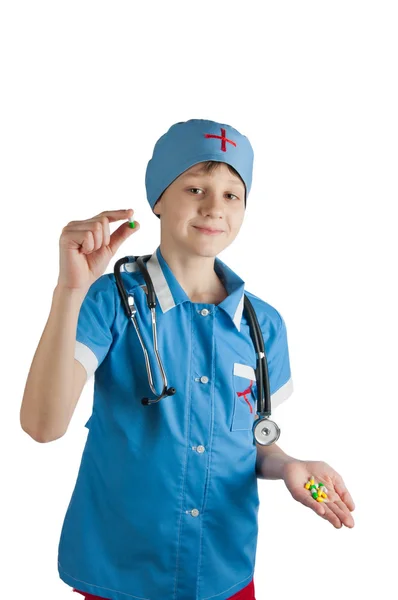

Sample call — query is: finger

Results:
[98,215,111,247]
[324,500,355,528]
[88,220,103,252]
[293,491,326,517]
[80,230,94,253]
[334,478,356,511]
[65,217,112,251]
[76,217,111,247]
[108,214,140,255]
[61,226,102,254]
[67,209,131,227]
[320,502,343,528]
[93,209,134,223]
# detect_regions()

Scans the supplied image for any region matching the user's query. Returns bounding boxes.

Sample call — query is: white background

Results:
[1,1,397,598]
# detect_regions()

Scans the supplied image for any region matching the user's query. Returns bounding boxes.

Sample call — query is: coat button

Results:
[200,308,210,316]
[196,445,205,453]
[191,509,200,517]
[200,376,209,384]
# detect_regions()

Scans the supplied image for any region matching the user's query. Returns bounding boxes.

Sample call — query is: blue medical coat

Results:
[57,245,293,600]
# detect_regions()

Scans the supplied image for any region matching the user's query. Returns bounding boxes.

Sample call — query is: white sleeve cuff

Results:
[74,341,98,380]
[271,377,294,409]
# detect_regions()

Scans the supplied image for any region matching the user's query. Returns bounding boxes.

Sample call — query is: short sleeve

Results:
[74,274,116,380]
[264,311,294,409]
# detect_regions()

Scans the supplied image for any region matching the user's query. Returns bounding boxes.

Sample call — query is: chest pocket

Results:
[231,362,258,431]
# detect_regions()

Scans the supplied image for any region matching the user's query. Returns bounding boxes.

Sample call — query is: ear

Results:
[153,196,162,216]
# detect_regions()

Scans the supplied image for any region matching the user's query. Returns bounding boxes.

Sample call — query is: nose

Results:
[199,191,225,217]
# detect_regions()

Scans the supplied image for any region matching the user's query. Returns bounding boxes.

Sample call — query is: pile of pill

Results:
[304,476,328,502]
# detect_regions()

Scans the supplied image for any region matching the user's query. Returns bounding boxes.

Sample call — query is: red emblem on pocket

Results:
[236,380,254,413]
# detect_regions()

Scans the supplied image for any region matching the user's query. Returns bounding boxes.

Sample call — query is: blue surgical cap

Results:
[145,119,254,218]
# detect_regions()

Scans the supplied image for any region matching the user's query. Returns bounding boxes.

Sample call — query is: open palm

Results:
[282,459,356,529]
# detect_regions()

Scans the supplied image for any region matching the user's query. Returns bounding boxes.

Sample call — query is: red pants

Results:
[73,578,255,599]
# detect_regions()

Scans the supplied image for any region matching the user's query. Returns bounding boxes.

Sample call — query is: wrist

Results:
[256,445,299,480]
[281,457,302,479]
[52,284,88,311]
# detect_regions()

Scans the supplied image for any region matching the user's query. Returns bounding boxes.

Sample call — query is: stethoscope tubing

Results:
[114,255,279,444]
[243,295,271,417]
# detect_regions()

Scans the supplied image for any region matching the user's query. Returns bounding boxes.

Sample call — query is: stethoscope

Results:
[114,255,280,446]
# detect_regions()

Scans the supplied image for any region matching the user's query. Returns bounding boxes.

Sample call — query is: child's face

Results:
[153,162,246,257]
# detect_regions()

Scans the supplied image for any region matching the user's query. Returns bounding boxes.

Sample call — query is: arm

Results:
[20,285,88,443]
[255,441,297,480]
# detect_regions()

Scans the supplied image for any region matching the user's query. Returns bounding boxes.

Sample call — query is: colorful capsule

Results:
[128,217,135,228]
[305,478,329,503]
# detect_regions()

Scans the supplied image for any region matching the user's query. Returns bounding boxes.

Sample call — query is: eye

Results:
[188,188,240,200]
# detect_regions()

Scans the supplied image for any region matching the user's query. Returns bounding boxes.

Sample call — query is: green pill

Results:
[318,482,324,487]
[129,220,135,228]
[310,485,317,490]
[312,492,318,499]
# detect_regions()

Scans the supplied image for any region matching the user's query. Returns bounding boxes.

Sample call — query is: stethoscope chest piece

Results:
[253,417,281,446]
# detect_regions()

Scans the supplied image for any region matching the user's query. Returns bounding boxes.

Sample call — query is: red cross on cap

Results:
[204,127,237,152]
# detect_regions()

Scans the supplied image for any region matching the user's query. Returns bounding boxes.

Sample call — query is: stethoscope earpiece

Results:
[141,387,177,405]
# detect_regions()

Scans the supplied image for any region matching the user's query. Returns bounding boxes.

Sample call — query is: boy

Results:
[20,119,355,600]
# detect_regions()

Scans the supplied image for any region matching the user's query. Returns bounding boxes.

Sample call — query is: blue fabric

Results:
[145,119,254,217]
[58,246,293,600]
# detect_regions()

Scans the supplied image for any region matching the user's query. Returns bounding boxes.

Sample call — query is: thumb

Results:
[109,219,140,256]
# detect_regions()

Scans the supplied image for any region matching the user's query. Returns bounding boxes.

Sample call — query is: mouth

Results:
[193,226,224,235]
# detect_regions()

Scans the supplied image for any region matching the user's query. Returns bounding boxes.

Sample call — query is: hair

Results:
[156,160,246,207]
[196,160,242,180]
